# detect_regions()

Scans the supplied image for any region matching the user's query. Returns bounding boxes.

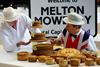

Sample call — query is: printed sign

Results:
[31,0,97,37]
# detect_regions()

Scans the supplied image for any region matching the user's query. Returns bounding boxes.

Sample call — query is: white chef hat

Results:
[63,12,85,25]
[2,7,20,22]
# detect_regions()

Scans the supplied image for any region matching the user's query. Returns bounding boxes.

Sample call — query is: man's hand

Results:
[17,40,31,47]
[50,38,56,44]
[50,38,61,45]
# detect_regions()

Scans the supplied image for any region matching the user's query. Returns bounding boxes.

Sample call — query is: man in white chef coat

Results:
[0,7,41,52]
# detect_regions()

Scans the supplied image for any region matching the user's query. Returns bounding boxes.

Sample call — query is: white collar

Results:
[75,29,82,36]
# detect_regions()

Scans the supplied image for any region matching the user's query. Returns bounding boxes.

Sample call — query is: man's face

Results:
[7,20,17,26]
[66,23,78,35]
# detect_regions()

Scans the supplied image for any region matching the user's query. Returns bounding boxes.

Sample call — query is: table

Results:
[0,45,59,67]
[0,45,100,67]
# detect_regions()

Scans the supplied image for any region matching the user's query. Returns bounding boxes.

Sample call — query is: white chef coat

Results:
[0,13,40,52]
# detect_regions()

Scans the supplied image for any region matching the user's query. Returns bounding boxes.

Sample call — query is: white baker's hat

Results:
[63,12,85,25]
[2,7,20,22]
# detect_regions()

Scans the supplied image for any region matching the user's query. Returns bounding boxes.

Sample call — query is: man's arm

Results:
[88,35,98,51]
[0,33,20,52]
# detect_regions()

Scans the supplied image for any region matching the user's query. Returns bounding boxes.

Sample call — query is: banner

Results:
[31,0,97,37]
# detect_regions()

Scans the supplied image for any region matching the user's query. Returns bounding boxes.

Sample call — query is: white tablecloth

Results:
[0,45,100,67]
[0,45,58,67]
